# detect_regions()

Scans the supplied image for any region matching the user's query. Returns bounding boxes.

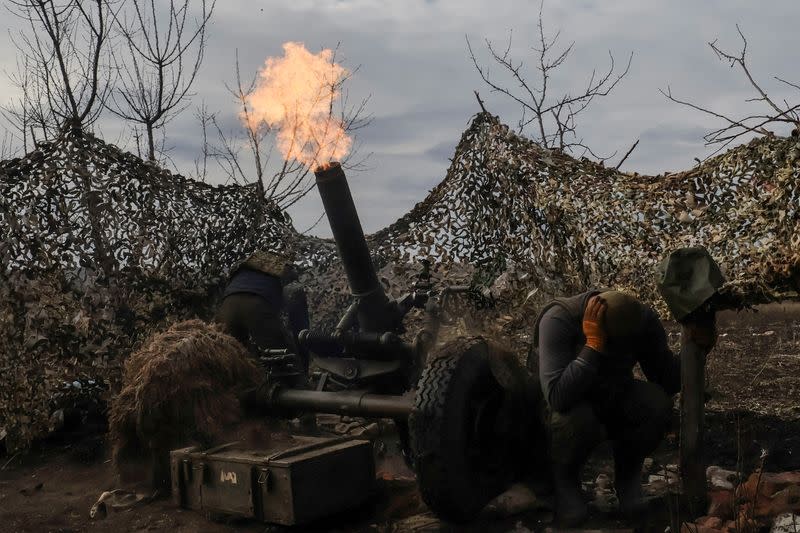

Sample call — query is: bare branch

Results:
[192,101,213,181]
[7,0,115,135]
[775,76,800,92]
[204,46,372,212]
[614,139,639,170]
[0,129,17,159]
[708,25,784,117]
[467,0,632,159]
[300,211,327,235]
[662,26,800,147]
[107,0,216,161]
[474,90,488,113]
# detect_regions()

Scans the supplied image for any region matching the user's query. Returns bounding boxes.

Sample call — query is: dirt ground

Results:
[1,303,799,532]
[693,303,800,473]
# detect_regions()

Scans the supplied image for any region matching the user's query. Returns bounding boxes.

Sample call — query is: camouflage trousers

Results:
[216,292,289,356]
[549,380,673,475]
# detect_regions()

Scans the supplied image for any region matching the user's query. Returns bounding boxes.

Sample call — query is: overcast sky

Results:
[2,0,798,236]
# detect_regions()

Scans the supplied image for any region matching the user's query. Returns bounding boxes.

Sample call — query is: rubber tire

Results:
[409,337,519,523]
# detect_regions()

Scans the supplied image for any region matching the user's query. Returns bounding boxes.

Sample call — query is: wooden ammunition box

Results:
[170,437,375,525]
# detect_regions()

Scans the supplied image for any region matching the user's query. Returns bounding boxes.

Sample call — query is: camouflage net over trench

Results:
[1,113,799,450]
[0,130,297,450]
[371,112,800,308]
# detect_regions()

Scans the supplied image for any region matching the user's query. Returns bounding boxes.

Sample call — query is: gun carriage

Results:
[255,162,540,522]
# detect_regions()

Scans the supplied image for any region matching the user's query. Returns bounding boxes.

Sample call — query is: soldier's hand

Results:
[582,295,608,353]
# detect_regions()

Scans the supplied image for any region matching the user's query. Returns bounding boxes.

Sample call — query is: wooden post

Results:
[679,308,715,517]
[657,247,724,521]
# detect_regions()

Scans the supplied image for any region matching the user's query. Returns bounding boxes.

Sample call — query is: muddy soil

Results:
[1,303,798,532]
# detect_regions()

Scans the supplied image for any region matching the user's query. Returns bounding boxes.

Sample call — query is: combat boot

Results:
[552,463,588,527]
[614,453,647,516]
[548,404,606,526]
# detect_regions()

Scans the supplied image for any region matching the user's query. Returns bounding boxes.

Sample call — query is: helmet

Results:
[657,247,724,321]
[235,250,295,279]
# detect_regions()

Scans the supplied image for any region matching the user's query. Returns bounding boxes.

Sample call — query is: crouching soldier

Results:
[535,290,714,525]
[216,250,310,377]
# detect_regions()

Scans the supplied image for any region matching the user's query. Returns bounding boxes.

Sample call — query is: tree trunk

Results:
[146,122,155,161]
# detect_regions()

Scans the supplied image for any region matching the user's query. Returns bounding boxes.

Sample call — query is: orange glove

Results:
[582,295,608,353]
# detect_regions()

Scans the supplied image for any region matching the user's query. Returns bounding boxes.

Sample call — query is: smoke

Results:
[244,42,353,169]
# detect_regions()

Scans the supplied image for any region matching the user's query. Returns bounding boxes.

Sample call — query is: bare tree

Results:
[214,51,270,198]
[661,25,800,155]
[467,0,632,161]
[192,101,214,182]
[2,57,37,152]
[3,1,117,280]
[107,0,215,162]
[6,0,116,137]
[0,130,16,160]
[208,48,372,210]
[3,52,69,151]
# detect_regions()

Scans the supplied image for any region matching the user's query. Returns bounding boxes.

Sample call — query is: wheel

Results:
[409,336,530,522]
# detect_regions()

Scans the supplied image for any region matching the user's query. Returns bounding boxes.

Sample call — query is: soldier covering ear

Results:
[535,289,681,526]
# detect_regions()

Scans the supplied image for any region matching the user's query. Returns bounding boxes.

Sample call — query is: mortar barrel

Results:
[314,162,394,332]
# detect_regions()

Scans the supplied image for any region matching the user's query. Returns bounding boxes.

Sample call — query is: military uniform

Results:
[533,289,680,523]
[216,251,310,374]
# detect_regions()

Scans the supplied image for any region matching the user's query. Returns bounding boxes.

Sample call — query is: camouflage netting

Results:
[0,129,297,450]
[1,113,799,450]
[371,113,800,307]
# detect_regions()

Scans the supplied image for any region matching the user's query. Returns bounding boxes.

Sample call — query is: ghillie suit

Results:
[108,319,264,489]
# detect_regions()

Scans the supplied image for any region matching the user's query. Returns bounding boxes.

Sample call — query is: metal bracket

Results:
[193,461,208,483]
[316,372,329,391]
[257,468,271,491]
[181,458,192,481]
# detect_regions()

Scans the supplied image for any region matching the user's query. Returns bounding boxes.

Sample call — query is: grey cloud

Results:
[423,139,458,162]
[638,124,710,145]
[1,0,798,236]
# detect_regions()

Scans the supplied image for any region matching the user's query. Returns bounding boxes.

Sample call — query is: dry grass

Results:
[108,319,265,488]
[705,303,800,418]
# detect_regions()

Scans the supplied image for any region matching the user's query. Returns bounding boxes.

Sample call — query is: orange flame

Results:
[244,42,353,170]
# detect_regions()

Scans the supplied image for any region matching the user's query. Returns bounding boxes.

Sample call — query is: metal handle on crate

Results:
[192,461,208,483]
[252,437,359,493]
[256,468,271,491]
